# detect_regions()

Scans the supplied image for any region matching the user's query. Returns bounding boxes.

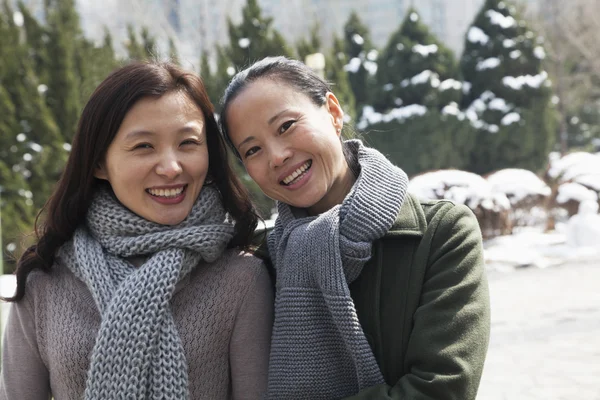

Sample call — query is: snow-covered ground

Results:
[484,224,600,271]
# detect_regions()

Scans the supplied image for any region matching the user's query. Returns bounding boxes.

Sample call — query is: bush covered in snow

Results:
[486,168,551,227]
[408,169,512,238]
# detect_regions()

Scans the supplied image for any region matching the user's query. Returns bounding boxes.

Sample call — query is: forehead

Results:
[119,92,205,129]
[228,79,313,115]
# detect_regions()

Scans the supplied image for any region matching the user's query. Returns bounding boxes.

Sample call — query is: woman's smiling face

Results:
[225,79,353,215]
[94,92,209,225]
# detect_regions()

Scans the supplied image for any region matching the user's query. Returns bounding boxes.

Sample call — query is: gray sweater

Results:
[0,249,273,400]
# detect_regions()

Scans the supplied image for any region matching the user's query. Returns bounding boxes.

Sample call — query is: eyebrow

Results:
[124,125,204,141]
[268,109,288,125]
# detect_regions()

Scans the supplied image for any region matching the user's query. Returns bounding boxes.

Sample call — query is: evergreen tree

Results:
[75,29,118,104]
[358,9,475,175]
[168,37,180,64]
[460,0,555,174]
[0,2,64,271]
[200,46,235,106]
[225,0,292,72]
[373,9,460,112]
[126,24,146,60]
[296,22,321,62]
[342,12,378,117]
[44,0,82,142]
[326,35,356,124]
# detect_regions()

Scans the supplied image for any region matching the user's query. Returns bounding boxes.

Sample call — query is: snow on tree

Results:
[460,0,555,174]
[326,35,356,123]
[408,169,512,238]
[487,168,551,226]
[225,0,292,72]
[356,9,475,176]
[372,8,460,112]
[342,11,378,118]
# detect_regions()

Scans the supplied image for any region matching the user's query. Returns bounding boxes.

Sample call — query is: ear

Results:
[94,162,108,180]
[325,92,344,137]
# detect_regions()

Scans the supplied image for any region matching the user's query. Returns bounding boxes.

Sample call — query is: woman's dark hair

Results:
[7,61,258,302]
[219,56,358,173]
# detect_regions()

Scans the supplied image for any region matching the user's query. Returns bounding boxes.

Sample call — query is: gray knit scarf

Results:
[266,140,409,399]
[58,185,234,399]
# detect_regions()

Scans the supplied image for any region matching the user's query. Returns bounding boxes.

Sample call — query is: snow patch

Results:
[439,79,462,91]
[409,169,511,211]
[487,169,551,203]
[413,44,438,57]
[352,34,364,45]
[358,105,427,130]
[503,38,516,48]
[486,9,517,29]
[503,71,548,90]
[13,11,24,27]
[476,57,501,71]
[549,152,600,191]
[557,182,597,204]
[468,26,489,45]
[501,112,521,125]
[344,57,362,73]
[363,60,378,75]
[442,103,460,116]
[533,46,546,59]
[509,50,522,59]
[238,38,250,48]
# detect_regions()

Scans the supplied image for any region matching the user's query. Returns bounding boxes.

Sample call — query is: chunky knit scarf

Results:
[58,185,234,400]
[266,140,409,399]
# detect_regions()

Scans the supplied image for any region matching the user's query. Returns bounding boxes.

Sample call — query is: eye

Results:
[244,146,260,158]
[180,139,201,146]
[132,143,152,150]
[278,120,296,134]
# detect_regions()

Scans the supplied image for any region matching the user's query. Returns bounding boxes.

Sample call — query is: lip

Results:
[280,162,313,190]
[277,160,312,183]
[146,184,188,205]
[146,183,187,190]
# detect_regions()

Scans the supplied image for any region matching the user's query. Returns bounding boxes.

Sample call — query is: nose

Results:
[268,143,292,169]
[155,151,183,179]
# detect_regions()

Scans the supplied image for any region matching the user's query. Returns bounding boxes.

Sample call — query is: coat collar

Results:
[387,193,427,238]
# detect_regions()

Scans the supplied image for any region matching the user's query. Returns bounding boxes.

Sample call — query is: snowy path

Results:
[477,261,600,400]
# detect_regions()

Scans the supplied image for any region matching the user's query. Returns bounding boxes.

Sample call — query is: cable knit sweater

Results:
[0,249,273,400]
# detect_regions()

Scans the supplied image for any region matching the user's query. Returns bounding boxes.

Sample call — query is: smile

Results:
[281,161,312,186]
[146,185,187,198]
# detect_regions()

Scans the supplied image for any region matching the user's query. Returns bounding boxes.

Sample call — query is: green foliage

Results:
[200,46,233,106]
[373,9,460,112]
[326,36,356,124]
[44,0,82,142]
[226,0,292,72]
[363,110,477,177]
[296,22,322,62]
[343,12,378,117]
[460,0,555,174]
[168,37,180,65]
[126,25,159,61]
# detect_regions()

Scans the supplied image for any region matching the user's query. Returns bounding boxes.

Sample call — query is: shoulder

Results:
[387,193,479,239]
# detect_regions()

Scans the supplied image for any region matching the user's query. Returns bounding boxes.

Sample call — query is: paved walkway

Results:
[477,261,600,400]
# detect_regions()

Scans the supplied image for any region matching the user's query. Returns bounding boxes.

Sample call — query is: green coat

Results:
[258,194,490,400]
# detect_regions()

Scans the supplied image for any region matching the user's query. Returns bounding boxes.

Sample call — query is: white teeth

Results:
[148,186,185,198]
[282,161,311,185]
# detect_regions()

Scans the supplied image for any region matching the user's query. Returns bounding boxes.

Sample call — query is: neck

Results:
[307,164,356,216]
